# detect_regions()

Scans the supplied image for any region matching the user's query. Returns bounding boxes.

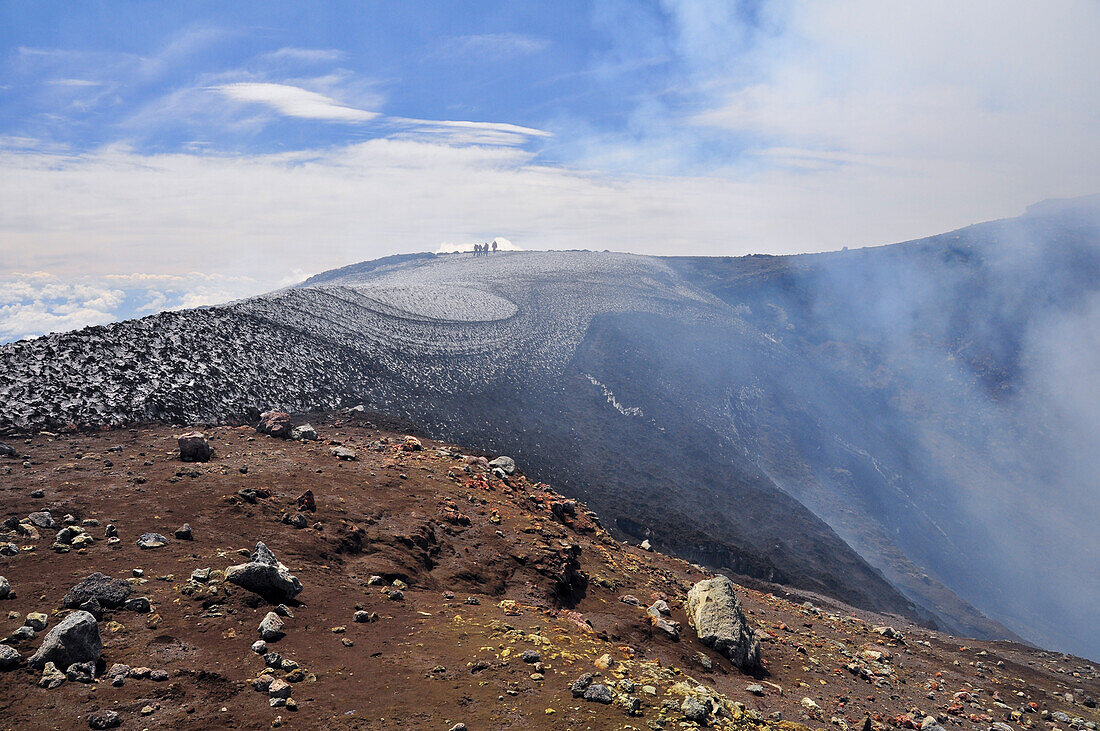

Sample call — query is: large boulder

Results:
[225,541,302,601]
[257,411,293,439]
[178,431,213,462]
[685,576,762,672]
[488,456,515,474]
[63,572,132,609]
[28,611,101,669]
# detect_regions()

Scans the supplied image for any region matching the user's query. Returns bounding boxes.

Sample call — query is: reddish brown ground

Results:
[0,412,1096,730]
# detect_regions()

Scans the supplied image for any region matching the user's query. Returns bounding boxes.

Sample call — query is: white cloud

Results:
[0,130,1087,303]
[0,271,265,343]
[387,117,551,146]
[441,33,549,58]
[213,82,379,122]
[261,47,345,64]
[47,78,102,87]
[668,0,1100,213]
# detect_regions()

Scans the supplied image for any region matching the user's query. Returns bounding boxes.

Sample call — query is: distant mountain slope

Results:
[2,198,1098,659]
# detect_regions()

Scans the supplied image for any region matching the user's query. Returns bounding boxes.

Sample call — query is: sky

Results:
[1,0,1099,341]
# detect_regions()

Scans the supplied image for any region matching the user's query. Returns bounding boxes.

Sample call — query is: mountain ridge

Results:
[2,200,1098,659]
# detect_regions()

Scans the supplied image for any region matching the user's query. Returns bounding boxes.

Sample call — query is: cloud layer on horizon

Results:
[1,0,1098,340]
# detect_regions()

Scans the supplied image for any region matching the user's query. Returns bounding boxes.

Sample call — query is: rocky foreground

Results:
[0,411,1096,730]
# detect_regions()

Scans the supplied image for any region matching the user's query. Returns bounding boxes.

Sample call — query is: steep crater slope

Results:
[0,252,919,627]
[3,201,1100,660]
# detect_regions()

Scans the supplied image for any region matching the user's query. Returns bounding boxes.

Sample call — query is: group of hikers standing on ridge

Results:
[472,240,498,256]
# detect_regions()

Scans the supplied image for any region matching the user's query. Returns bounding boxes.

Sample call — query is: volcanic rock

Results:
[137,532,168,549]
[226,542,302,600]
[63,572,132,609]
[330,446,356,461]
[28,610,101,669]
[685,576,763,672]
[28,511,56,529]
[257,411,293,438]
[291,423,318,441]
[0,643,21,670]
[177,431,213,462]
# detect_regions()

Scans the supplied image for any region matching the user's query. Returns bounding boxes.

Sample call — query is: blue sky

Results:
[2,0,1099,341]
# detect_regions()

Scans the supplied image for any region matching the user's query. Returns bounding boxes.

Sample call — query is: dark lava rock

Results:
[583,684,615,704]
[174,523,193,540]
[177,431,213,462]
[257,411,293,438]
[64,572,132,609]
[570,673,594,697]
[87,710,121,729]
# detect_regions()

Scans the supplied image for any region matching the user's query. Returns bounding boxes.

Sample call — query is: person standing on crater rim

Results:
[492,239,498,254]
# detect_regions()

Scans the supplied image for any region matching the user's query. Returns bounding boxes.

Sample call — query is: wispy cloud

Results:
[261,47,345,64]
[46,78,103,87]
[387,117,551,146]
[440,33,549,59]
[213,82,380,122]
[206,81,550,143]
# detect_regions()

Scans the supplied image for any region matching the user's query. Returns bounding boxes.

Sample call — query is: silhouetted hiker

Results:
[491,240,498,253]
[473,243,481,256]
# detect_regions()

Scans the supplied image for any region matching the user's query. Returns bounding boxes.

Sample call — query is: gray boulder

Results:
[681,695,712,724]
[63,572,132,609]
[0,575,9,600]
[291,424,318,441]
[28,511,56,529]
[137,532,168,549]
[258,612,285,641]
[330,446,356,461]
[0,443,16,457]
[0,644,21,670]
[225,541,302,600]
[177,431,213,462]
[488,456,515,474]
[685,576,762,672]
[28,611,101,669]
[87,710,121,729]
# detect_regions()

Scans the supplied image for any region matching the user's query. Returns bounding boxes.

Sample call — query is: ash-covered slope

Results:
[0,251,918,625]
[2,199,1099,659]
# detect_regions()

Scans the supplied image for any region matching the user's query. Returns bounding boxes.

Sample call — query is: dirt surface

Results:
[0,412,1096,730]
